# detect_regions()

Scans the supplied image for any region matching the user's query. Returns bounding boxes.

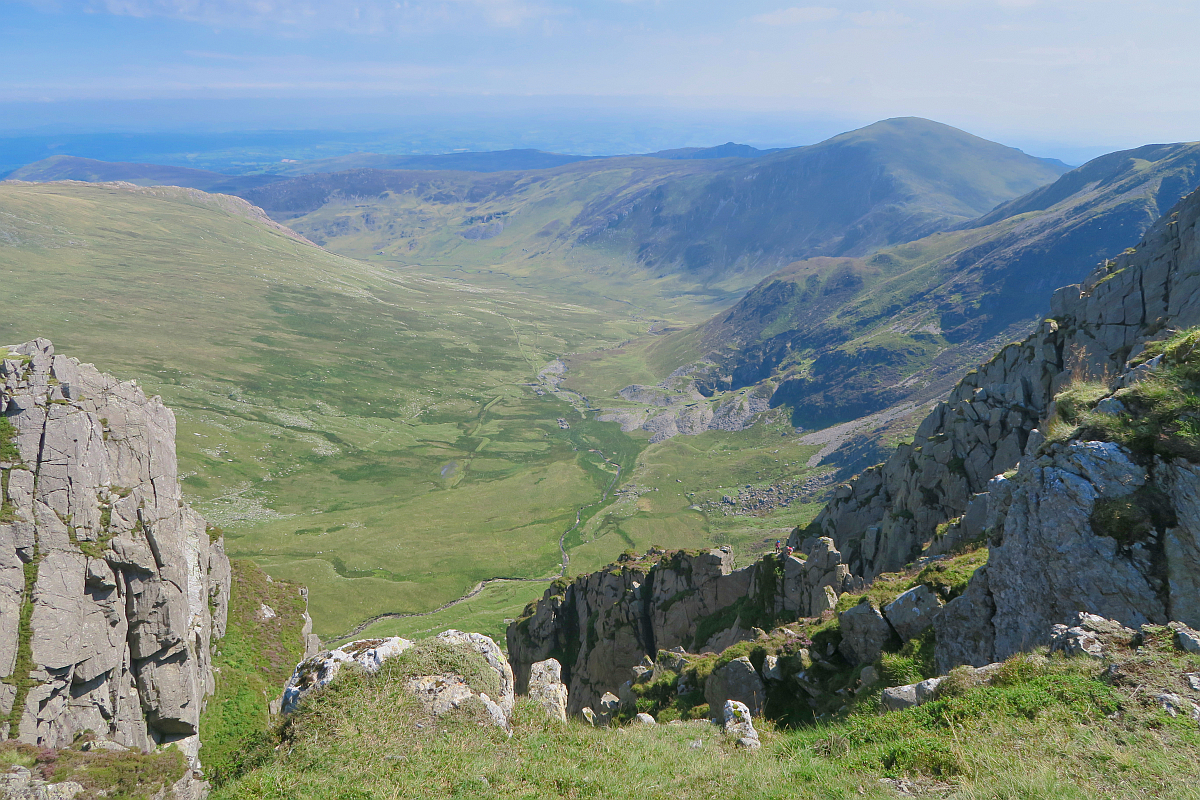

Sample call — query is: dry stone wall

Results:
[0,339,229,771]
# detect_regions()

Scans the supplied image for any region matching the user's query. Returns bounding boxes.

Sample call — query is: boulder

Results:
[761,654,782,682]
[704,656,764,719]
[1170,622,1200,654]
[634,712,657,725]
[596,692,620,727]
[527,658,568,722]
[722,699,760,750]
[436,629,515,716]
[881,677,942,712]
[838,601,895,665]
[280,637,412,714]
[884,585,943,642]
[404,674,509,731]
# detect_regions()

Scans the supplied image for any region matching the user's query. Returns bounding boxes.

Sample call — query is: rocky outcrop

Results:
[281,637,413,714]
[0,340,229,773]
[279,630,515,731]
[703,657,764,720]
[934,438,1200,671]
[507,549,756,714]
[507,539,864,715]
[793,185,1200,580]
[527,658,567,722]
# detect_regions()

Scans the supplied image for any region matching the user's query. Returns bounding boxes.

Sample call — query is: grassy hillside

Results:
[210,621,1200,799]
[0,181,671,637]
[0,180,840,643]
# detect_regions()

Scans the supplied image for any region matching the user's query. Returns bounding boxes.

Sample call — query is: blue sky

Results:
[3,0,1199,159]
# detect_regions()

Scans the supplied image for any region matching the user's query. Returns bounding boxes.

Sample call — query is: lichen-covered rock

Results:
[935,440,1197,670]
[838,600,895,665]
[722,700,760,749]
[435,629,514,717]
[280,637,412,714]
[527,658,567,722]
[404,674,509,731]
[0,339,230,780]
[704,657,764,719]
[884,584,943,642]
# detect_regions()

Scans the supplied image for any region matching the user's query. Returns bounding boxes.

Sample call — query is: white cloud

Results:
[82,0,551,34]
[751,6,840,26]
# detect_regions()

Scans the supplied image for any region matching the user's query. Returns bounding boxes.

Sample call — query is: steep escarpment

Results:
[0,339,230,771]
[795,183,1200,581]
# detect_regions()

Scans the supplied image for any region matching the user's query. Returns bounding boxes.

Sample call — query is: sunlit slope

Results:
[0,181,657,635]
[241,118,1066,299]
[604,140,1200,430]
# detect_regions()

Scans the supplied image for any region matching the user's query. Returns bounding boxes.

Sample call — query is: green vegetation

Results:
[1050,326,1200,463]
[0,739,189,800]
[201,560,310,784]
[3,551,40,738]
[0,414,19,463]
[212,622,1200,799]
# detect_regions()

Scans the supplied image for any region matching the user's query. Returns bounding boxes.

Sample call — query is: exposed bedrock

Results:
[0,339,230,772]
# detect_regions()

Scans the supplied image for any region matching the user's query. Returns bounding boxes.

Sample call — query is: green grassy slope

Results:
[211,622,1200,799]
[1,181,836,643]
[0,181,666,637]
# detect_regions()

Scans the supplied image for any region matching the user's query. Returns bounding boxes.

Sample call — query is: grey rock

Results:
[1049,625,1104,659]
[0,340,229,783]
[280,637,412,714]
[1170,622,1200,654]
[760,654,782,682]
[838,601,894,665]
[580,707,597,726]
[527,658,568,722]
[596,692,620,727]
[881,677,943,712]
[722,700,760,749]
[704,656,764,719]
[884,584,943,642]
[633,712,657,725]
[857,665,878,694]
[435,630,514,716]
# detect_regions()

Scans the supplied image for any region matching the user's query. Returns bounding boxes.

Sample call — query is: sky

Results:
[2,0,1200,161]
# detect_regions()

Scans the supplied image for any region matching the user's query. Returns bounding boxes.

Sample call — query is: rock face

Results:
[0,340,230,770]
[884,584,943,642]
[506,542,864,715]
[507,549,755,714]
[793,186,1200,580]
[935,439,1200,671]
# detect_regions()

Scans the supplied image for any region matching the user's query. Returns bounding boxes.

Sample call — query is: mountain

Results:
[581,117,1069,282]
[6,154,282,193]
[642,140,1200,430]
[234,118,1066,299]
[642,142,783,160]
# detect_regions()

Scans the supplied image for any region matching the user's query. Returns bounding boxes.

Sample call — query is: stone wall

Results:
[0,339,230,770]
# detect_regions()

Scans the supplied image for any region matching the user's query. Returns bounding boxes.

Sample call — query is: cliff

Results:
[794,184,1200,581]
[0,339,230,771]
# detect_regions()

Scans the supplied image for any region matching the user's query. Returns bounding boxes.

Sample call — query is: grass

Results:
[200,559,311,784]
[0,739,188,800]
[210,623,1200,799]
[1048,326,1200,462]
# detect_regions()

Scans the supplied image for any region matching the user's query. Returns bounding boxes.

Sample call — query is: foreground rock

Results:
[527,658,568,722]
[281,637,413,714]
[0,340,230,784]
[722,700,760,749]
[704,657,765,719]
